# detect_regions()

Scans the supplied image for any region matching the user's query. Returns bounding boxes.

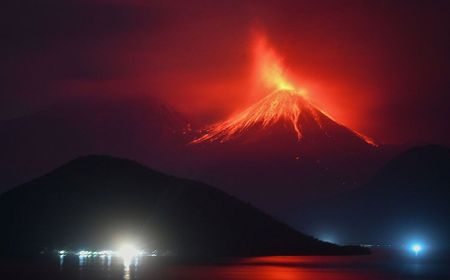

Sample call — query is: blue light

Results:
[411,243,422,255]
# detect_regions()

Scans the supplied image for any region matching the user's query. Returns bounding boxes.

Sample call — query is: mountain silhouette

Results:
[0,94,398,226]
[0,155,367,256]
[186,90,395,216]
[296,145,450,246]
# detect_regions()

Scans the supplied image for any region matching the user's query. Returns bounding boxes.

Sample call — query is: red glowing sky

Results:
[1,0,450,145]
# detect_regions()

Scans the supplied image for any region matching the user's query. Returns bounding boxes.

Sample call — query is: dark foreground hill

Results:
[298,145,450,246]
[0,155,366,256]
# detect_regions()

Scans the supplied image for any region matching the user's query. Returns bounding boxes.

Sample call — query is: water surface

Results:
[1,250,448,279]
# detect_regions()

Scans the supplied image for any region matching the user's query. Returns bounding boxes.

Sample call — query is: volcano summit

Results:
[193,89,376,147]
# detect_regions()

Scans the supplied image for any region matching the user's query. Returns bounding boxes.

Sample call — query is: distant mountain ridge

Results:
[296,145,450,246]
[0,96,190,191]
[0,155,367,256]
[0,95,399,228]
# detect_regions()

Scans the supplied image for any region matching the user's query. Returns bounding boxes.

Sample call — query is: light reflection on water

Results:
[123,262,130,280]
[122,256,139,280]
[58,255,64,268]
[56,254,140,280]
[17,251,450,280]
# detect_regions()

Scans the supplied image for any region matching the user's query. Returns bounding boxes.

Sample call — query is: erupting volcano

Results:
[192,38,376,147]
[187,39,383,213]
[192,89,376,146]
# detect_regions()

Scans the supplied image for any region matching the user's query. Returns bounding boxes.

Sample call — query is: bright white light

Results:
[58,250,66,255]
[117,244,139,260]
[411,244,422,254]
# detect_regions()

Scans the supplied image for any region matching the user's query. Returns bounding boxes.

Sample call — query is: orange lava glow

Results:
[192,36,376,146]
[192,89,321,143]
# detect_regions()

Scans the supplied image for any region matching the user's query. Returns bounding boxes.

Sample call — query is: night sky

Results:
[2,0,450,145]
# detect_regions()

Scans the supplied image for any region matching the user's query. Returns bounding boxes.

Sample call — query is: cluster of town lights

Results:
[58,241,425,258]
[58,243,148,259]
[76,250,117,257]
